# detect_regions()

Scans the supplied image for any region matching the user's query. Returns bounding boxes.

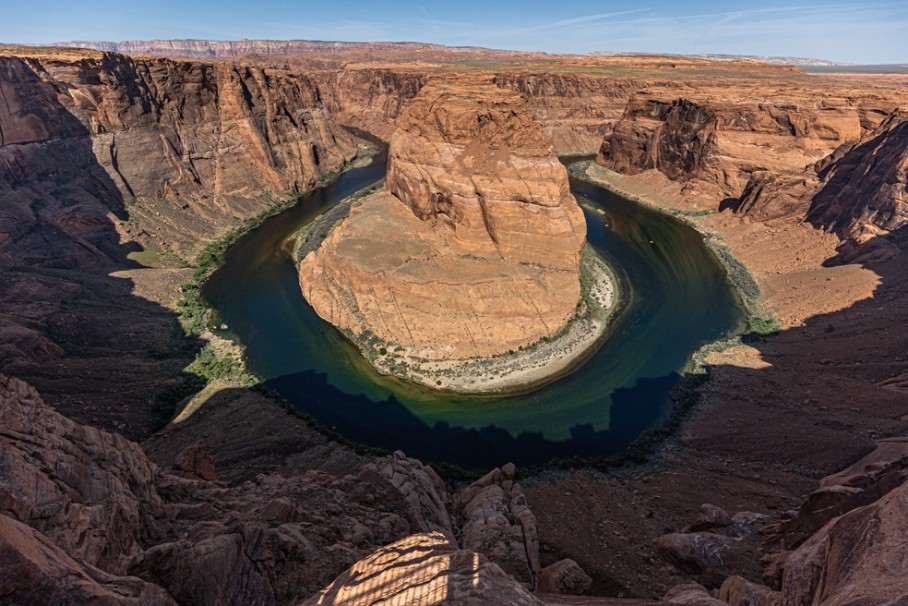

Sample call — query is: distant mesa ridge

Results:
[49,39,854,67]
[50,39,529,59]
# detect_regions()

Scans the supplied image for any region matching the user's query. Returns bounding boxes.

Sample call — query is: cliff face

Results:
[312,67,649,154]
[386,78,585,270]
[311,68,425,141]
[299,77,585,364]
[597,92,866,198]
[737,108,908,261]
[492,72,643,154]
[0,47,362,260]
[0,47,363,431]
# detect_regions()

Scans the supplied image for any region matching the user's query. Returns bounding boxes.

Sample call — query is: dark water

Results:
[203,149,745,469]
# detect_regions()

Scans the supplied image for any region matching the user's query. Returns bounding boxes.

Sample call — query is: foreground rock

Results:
[454,463,542,587]
[299,77,588,388]
[0,374,455,605]
[301,532,542,606]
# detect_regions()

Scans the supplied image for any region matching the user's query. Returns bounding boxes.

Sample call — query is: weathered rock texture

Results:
[312,68,647,154]
[0,46,363,434]
[598,93,867,199]
[301,532,543,606]
[739,108,908,261]
[596,85,905,257]
[299,77,586,362]
[0,374,459,605]
[0,46,361,260]
[453,464,542,587]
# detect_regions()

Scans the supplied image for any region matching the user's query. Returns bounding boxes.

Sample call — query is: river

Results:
[202,146,745,469]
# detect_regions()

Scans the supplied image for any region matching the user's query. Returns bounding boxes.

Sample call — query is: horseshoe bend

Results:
[1,18,908,606]
[298,78,616,392]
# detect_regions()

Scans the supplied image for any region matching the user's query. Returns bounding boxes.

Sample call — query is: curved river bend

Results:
[203,148,745,469]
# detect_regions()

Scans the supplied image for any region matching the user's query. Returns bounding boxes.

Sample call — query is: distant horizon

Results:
[24,38,882,66]
[4,1,907,64]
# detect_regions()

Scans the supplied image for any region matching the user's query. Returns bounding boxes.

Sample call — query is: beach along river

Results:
[202,148,745,469]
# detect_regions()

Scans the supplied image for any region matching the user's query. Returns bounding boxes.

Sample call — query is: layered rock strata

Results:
[299,78,588,383]
[0,46,364,431]
[737,108,908,261]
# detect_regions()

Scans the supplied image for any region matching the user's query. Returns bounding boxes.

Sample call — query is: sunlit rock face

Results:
[299,77,586,362]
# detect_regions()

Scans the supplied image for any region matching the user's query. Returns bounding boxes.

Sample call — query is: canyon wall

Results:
[736,108,908,261]
[299,77,586,363]
[0,47,362,431]
[313,68,652,154]
[596,89,877,198]
[0,47,362,260]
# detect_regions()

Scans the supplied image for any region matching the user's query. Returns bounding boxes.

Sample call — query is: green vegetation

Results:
[161,156,375,423]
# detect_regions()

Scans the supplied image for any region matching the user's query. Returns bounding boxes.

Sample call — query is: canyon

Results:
[1,42,907,605]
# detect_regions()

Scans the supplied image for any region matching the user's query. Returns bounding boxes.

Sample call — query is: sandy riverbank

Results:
[572,160,880,368]
[367,245,622,394]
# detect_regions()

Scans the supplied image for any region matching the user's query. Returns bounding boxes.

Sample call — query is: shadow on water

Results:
[267,369,684,469]
[203,152,747,469]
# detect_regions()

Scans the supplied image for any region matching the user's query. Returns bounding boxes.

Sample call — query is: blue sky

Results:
[2,1,906,64]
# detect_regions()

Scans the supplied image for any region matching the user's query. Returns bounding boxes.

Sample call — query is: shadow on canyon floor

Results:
[0,90,205,441]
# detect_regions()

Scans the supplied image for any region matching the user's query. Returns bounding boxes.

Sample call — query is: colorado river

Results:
[203,145,745,468]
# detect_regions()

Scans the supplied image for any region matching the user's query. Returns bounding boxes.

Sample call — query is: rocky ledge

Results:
[298,77,615,392]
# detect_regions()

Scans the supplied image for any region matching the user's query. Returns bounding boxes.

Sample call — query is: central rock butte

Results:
[298,77,598,390]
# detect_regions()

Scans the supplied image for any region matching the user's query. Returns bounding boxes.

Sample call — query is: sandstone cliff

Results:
[596,91,869,199]
[0,46,362,260]
[737,108,908,261]
[0,47,363,427]
[313,67,647,155]
[299,77,586,367]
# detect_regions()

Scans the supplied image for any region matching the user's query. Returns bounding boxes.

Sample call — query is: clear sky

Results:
[3,0,906,64]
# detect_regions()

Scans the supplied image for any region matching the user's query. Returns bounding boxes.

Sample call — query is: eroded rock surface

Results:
[301,532,543,606]
[0,374,457,605]
[453,463,542,587]
[299,77,586,365]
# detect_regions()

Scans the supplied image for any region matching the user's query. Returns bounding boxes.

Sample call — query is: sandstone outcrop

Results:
[537,559,593,595]
[0,375,164,574]
[777,478,908,606]
[654,504,766,588]
[299,77,586,367]
[301,532,543,606]
[0,374,461,605]
[0,46,363,431]
[597,93,867,199]
[0,513,176,606]
[453,463,541,587]
[0,47,362,260]
[737,108,908,261]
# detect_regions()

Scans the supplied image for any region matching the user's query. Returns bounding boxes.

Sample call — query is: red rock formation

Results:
[0,513,175,606]
[0,375,164,574]
[299,77,586,364]
[453,463,542,587]
[0,374,459,605]
[778,479,908,606]
[300,532,544,606]
[737,108,908,261]
[0,46,365,427]
[0,47,362,259]
[597,93,867,199]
